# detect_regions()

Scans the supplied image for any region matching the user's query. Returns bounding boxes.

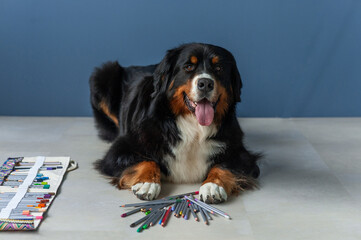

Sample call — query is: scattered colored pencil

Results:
[199,207,208,225]
[189,203,198,221]
[121,207,142,217]
[193,197,231,219]
[130,213,151,228]
[120,199,180,208]
[158,208,167,225]
[121,191,232,233]
[149,209,164,226]
[183,196,214,214]
[161,206,172,226]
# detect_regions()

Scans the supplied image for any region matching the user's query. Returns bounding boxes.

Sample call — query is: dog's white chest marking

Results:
[164,115,226,183]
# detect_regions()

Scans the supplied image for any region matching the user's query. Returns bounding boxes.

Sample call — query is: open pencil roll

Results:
[0,156,75,231]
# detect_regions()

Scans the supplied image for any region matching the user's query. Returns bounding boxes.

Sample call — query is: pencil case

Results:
[0,156,77,231]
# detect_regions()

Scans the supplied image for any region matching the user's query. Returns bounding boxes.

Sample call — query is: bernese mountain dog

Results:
[90,43,260,203]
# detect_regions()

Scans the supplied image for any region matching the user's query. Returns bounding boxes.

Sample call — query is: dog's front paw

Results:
[131,182,161,200]
[199,182,227,204]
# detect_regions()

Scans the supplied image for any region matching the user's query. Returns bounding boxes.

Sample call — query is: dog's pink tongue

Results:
[195,99,214,126]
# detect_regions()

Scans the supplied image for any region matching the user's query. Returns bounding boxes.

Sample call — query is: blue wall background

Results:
[0,0,360,117]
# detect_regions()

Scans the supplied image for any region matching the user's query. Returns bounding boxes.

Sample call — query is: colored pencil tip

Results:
[194,191,199,195]
[136,227,143,232]
[121,213,127,217]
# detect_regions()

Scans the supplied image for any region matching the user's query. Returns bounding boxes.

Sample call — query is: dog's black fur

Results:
[90,43,260,201]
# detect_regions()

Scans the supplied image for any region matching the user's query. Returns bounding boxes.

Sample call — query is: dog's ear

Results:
[230,59,243,103]
[153,46,183,96]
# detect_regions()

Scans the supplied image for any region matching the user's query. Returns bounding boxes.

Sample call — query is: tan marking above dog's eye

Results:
[212,56,219,64]
[190,56,198,64]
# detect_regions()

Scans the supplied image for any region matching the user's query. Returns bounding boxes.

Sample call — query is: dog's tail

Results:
[89,61,124,142]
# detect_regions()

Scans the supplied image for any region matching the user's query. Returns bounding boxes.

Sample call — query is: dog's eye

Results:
[214,65,222,72]
[184,64,195,72]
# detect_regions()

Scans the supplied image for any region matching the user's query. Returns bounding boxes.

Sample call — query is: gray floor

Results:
[0,117,360,240]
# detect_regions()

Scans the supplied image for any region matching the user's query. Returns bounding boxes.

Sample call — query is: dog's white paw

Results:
[199,182,227,204]
[131,182,161,200]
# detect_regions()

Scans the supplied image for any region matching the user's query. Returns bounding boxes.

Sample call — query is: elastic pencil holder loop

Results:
[67,159,78,172]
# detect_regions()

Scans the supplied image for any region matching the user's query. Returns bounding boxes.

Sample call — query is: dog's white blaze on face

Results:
[163,115,226,183]
[190,72,217,101]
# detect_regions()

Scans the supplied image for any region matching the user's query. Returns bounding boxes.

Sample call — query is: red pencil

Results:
[161,206,172,227]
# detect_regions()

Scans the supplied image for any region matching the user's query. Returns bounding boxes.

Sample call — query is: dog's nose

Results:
[197,78,214,93]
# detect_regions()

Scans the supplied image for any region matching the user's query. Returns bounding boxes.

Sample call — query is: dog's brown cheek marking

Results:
[214,83,229,124]
[170,80,193,116]
[99,100,119,127]
[117,161,160,189]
